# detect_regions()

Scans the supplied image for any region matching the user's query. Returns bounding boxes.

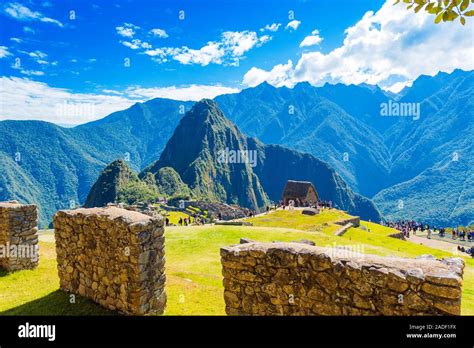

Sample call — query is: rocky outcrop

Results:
[221,242,464,316]
[141,99,270,212]
[334,216,360,227]
[84,160,138,208]
[0,201,38,271]
[54,206,166,315]
[191,201,252,220]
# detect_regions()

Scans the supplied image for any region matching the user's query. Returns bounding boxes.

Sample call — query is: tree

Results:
[395,0,474,25]
[116,181,159,205]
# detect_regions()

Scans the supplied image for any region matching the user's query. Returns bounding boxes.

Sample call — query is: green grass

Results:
[244,209,352,235]
[1,209,473,315]
[359,221,399,236]
[165,211,190,225]
[0,242,114,315]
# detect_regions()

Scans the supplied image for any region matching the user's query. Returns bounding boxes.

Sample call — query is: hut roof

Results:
[282,180,317,199]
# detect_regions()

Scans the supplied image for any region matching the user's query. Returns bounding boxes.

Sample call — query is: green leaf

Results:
[464,10,474,16]
[460,0,469,11]
[435,11,445,22]
[448,11,459,19]
[460,16,466,24]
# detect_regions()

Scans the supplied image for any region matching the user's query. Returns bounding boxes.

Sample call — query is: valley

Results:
[0,70,473,227]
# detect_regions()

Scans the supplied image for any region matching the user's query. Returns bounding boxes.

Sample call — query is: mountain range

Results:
[85,99,381,221]
[0,69,472,227]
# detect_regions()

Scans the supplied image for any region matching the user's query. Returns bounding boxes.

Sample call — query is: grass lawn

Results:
[165,211,190,225]
[244,209,352,235]
[1,209,473,315]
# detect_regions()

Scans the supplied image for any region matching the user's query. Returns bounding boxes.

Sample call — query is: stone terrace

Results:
[221,242,464,316]
[54,206,166,315]
[0,201,39,271]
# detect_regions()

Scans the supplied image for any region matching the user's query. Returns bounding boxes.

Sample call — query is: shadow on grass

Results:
[0,290,118,316]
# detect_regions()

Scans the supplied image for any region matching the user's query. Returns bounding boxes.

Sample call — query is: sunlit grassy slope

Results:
[1,209,472,315]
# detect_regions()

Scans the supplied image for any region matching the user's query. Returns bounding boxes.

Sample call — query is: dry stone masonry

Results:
[0,201,39,271]
[221,242,464,316]
[54,207,166,315]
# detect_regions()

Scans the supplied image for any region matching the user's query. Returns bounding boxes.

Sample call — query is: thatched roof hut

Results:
[281,180,318,205]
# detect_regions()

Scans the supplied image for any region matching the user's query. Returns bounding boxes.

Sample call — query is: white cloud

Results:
[243,60,294,87]
[300,29,323,47]
[172,43,225,66]
[244,0,474,92]
[0,77,239,124]
[102,89,123,95]
[285,20,301,31]
[23,26,35,34]
[124,84,240,101]
[144,47,169,59]
[261,23,281,32]
[221,31,262,56]
[122,39,143,50]
[259,35,272,45]
[19,50,57,66]
[139,30,271,66]
[150,28,168,38]
[122,39,151,50]
[116,23,139,38]
[3,2,63,27]
[19,69,44,76]
[0,77,137,124]
[0,46,11,58]
[27,50,47,59]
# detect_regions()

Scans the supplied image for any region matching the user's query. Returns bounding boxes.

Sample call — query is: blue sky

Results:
[0,0,472,124]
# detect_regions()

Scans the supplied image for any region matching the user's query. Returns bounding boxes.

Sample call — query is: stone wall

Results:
[334,216,360,227]
[0,201,39,271]
[221,242,464,316]
[388,231,406,240]
[54,207,166,315]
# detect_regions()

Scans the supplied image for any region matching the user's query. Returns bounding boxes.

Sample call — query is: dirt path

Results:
[407,234,458,254]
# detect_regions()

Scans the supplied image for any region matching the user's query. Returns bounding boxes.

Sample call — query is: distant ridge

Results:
[1,70,472,226]
[88,99,382,220]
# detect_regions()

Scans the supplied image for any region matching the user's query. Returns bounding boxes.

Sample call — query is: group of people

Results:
[457,245,474,256]
[278,199,333,210]
[447,228,474,241]
[380,220,424,238]
[164,214,207,227]
[381,220,474,246]
[316,200,333,209]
